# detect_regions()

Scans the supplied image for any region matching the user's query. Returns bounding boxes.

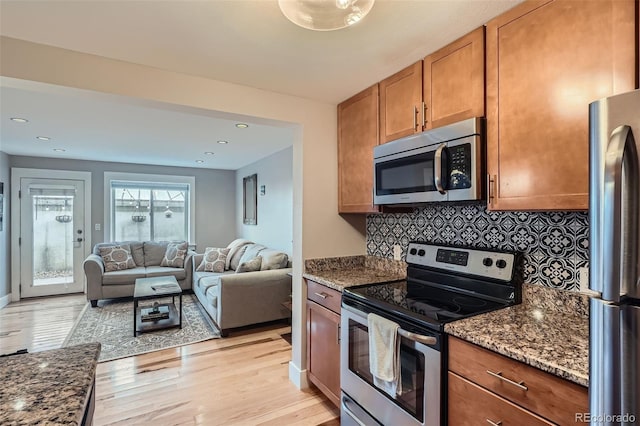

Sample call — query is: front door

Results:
[19,177,86,298]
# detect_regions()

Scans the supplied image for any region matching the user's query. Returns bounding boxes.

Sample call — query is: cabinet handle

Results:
[337,323,341,345]
[486,419,502,426]
[486,370,528,391]
[487,174,496,206]
[422,101,427,127]
[313,292,328,299]
[414,105,419,131]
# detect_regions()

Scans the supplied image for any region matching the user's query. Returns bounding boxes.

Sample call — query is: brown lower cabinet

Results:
[306,280,341,406]
[448,336,588,425]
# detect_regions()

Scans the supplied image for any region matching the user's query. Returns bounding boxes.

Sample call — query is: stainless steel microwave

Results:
[373,117,484,205]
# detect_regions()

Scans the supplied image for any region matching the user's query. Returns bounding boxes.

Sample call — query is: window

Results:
[105,173,195,243]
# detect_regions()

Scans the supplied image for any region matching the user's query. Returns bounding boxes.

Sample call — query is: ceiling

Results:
[0,0,523,170]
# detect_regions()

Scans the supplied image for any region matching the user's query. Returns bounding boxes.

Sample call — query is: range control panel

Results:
[405,242,515,282]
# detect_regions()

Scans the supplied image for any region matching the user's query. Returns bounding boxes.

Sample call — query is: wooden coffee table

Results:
[133,276,182,337]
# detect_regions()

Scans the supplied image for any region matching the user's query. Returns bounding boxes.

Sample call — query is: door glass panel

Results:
[30,188,75,286]
[347,319,425,421]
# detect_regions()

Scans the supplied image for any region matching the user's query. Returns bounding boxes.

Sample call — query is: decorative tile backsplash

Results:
[366,202,589,291]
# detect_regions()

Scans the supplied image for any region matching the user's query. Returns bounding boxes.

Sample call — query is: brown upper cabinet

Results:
[338,84,380,213]
[378,27,486,144]
[424,26,485,130]
[486,0,637,211]
[379,61,423,143]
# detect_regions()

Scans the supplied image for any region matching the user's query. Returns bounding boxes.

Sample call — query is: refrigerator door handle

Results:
[602,125,639,302]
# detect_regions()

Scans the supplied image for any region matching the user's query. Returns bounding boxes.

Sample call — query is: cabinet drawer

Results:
[448,372,553,426]
[449,337,587,425]
[306,280,341,313]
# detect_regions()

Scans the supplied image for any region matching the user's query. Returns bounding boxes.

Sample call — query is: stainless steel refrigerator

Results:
[589,89,640,425]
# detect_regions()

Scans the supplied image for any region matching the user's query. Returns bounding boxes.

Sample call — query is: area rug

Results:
[63,294,220,362]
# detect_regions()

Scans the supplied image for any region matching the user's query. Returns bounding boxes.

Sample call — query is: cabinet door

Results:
[338,84,380,213]
[423,26,485,130]
[379,61,423,143]
[306,300,340,406]
[486,0,636,211]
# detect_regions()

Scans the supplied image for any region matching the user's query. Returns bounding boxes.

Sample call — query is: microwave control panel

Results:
[448,144,471,189]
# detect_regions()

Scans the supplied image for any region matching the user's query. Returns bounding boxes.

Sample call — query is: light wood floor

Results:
[0,294,340,426]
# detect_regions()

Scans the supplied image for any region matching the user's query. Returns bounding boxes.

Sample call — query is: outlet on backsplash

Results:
[579,267,589,292]
[393,245,402,261]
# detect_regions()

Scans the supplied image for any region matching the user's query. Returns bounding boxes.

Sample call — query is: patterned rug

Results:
[63,294,220,362]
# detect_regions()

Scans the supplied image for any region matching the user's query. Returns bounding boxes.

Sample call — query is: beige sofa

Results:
[192,239,292,336]
[84,241,195,307]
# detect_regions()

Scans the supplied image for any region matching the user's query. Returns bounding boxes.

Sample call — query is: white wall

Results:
[235,147,293,255]
[0,151,10,300]
[0,36,367,387]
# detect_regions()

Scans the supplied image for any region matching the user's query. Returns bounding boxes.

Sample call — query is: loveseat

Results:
[192,239,292,336]
[84,241,195,307]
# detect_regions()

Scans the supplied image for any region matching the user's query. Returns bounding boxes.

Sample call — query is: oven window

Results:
[348,320,425,422]
[375,152,437,195]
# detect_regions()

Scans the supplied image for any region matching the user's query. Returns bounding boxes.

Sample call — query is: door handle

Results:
[398,328,437,346]
[434,143,447,195]
[602,125,638,301]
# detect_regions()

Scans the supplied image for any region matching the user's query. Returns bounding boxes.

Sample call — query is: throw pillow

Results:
[160,241,189,268]
[236,243,266,270]
[99,244,136,272]
[225,238,253,270]
[196,247,230,272]
[236,255,262,273]
[259,249,289,271]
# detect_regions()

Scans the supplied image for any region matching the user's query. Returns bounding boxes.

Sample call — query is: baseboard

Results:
[288,360,310,390]
[0,293,11,310]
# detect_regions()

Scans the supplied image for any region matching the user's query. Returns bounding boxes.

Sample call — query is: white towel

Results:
[367,313,401,397]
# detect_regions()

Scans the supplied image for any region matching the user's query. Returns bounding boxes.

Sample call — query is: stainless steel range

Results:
[340,242,522,426]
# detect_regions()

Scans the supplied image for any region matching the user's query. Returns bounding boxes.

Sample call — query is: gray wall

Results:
[0,152,10,298]
[236,147,293,254]
[9,155,237,251]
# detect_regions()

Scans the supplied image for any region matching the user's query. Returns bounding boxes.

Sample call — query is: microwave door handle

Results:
[434,143,446,194]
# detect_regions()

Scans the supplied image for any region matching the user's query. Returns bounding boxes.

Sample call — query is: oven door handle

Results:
[342,303,438,346]
[398,328,437,346]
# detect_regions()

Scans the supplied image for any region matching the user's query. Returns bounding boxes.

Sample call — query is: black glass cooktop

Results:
[343,279,511,331]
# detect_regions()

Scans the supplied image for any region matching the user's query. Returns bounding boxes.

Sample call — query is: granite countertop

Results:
[445,284,589,387]
[0,343,101,425]
[303,255,407,292]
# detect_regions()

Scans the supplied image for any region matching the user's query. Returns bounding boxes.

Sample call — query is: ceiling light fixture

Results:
[196,160,204,163]
[36,136,51,141]
[204,151,215,155]
[11,117,29,123]
[235,123,249,129]
[53,148,65,152]
[278,0,375,31]
[217,140,229,144]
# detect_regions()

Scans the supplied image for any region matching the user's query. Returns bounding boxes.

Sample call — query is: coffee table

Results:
[133,276,182,337]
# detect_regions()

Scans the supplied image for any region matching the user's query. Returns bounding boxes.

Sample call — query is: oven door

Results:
[340,301,442,426]
[373,144,448,205]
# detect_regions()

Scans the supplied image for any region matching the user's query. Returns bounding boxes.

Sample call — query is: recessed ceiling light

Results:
[11,117,29,123]
[204,151,215,155]
[195,160,204,163]
[53,148,65,152]
[235,123,249,129]
[36,136,51,141]
[217,140,229,144]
